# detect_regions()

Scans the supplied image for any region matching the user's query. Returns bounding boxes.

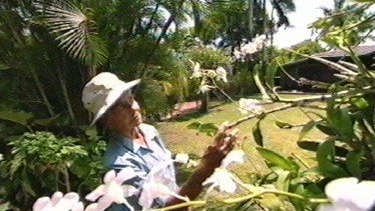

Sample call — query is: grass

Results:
[155,95,327,181]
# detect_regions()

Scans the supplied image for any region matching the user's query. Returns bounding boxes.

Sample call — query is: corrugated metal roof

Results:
[314,45,375,58]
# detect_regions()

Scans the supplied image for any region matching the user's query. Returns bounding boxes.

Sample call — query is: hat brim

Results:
[90,79,141,126]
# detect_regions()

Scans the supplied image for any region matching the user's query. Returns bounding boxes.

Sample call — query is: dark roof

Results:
[314,45,375,58]
[280,45,375,69]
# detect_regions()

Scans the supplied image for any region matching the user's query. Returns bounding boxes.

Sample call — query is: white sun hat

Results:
[82,72,141,126]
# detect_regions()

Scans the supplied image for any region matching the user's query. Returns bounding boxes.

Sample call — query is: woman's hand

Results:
[200,122,239,171]
[167,123,239,208]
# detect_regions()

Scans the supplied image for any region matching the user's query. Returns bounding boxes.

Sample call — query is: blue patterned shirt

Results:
[104,123,177,210]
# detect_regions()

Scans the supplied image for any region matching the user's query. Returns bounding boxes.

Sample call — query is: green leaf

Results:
[0,63,9,70]
[275,120,292,129]
[316,140,348,178]
[21,167,36,196]
[346,150,362,178]
[351,97,369,109]
[316,123,337,136]
[10,154,23,177]
[187,121,202,130]
[32,114,61,126]
[327,106,354,139]
[274,169,291,191]
[0,109,34,126]
[297,141,319,152]
[256,147,297,171]
[298,120,317,141]
[265,60,278,89]
[0,202,10,211]
[252,120,263,146]
[198,123,218,136]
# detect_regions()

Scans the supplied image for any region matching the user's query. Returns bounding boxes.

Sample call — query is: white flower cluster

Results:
[233,35,269,62]
[189,59,228,93]
[319,177,375,211]
[33,192,83,211]
[202,150,246,193]
[32,148,247,211]
[238,98,264,115]
[32,159,190,211]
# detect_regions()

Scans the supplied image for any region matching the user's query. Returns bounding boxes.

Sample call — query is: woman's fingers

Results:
[217,121,230,133]
[219,128,240,151]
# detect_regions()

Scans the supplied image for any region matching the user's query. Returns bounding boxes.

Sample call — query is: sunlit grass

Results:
[155,95,327,182]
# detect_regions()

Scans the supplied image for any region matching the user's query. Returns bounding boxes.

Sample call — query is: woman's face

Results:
[104,94,143,132]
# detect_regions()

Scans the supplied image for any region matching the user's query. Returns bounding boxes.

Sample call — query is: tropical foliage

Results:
[1,0,375,210]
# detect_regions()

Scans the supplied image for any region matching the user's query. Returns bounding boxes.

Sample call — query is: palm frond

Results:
[34,0,107,66]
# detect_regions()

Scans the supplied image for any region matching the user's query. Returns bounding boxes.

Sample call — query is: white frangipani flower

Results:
[139,161,188,209]
[173,153,199,168]
[206,69,217,78]
[202,168,238,193]
[233,35,269,61]
[202,150,246,194]
[318,177,375,211]
[189,59,202,78]
[191,70,202,78]
[216,66,228,83]
[233,49,242,59]
[33,191,83,211]
[238,98,263,114]
[198,85,215,93]
[221,150,246,168]
[241,42,258,55]
[84,203,99,211]
[254,34,268,50]
[85,168,141,211]
[174,153,190,164]
[0,153,3,161]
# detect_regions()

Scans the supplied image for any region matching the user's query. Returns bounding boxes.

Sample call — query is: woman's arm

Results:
[165,131,237,207]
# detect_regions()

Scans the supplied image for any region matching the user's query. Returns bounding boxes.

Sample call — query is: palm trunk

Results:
[57,62,76,123]
[248,0,254,39]
[29,68,55,116]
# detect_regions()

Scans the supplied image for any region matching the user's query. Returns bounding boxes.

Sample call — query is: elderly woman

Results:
[82,72,237,210]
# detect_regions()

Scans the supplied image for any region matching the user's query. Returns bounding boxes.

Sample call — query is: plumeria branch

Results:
[228,104,293,129]
[211,79,237,104]
[222,189,329,205]
[226,87,375,129]
[152,188,330,211]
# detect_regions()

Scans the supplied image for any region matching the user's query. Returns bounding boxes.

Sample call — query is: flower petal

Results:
[54,192,80,210]
[174,153,189,164]
[103,170,116,184]
[97,194,115,211]
[32,197,51,211]
[352,180,375,210]
[122,184,139,196]
[202,168,238,193]
[85,184,106,201]
[50,191,63,205]
[115,167,141,184]
[107,181,126,204]
[325,177,358,203]
[138,183,155,209]
[221,150,245,168]
[71,201,84,211]
[84,203,100,211]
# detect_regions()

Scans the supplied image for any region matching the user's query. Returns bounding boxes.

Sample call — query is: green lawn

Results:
[155,96,327,181]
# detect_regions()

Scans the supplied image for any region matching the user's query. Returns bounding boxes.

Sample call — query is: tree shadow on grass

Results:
[169,103,228,122]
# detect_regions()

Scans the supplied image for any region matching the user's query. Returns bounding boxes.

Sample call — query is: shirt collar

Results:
[110,123,156,153]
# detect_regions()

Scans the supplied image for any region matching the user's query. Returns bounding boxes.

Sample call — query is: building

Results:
[279,45,375,91]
